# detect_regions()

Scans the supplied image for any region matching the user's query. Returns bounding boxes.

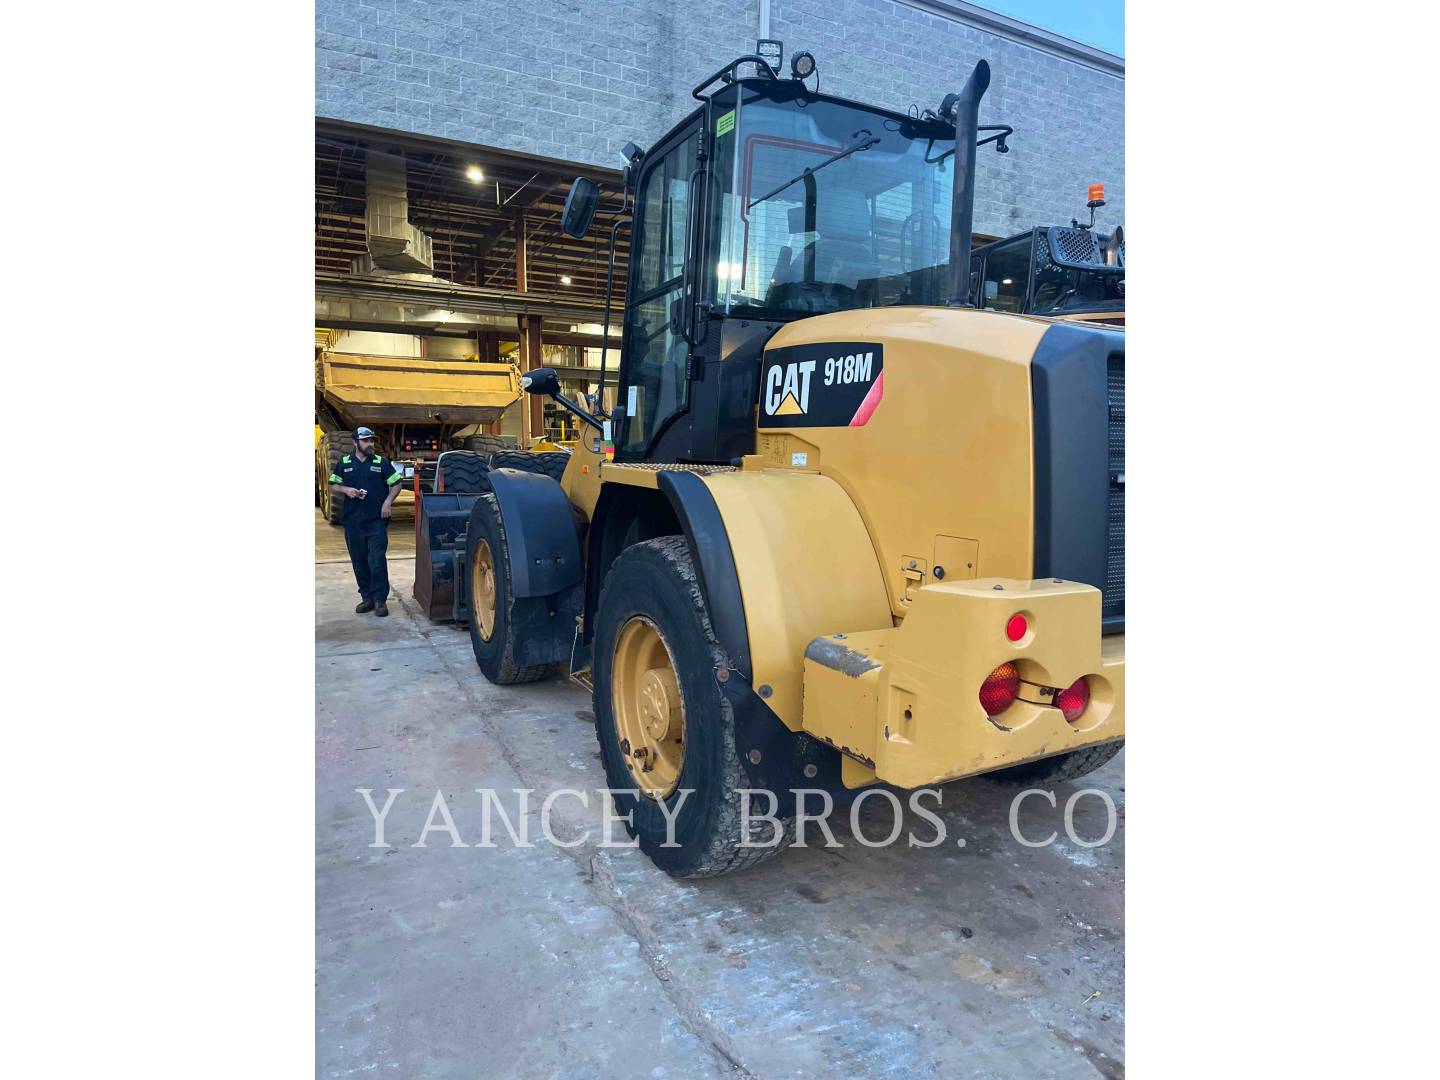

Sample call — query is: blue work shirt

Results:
[330,451,401,525]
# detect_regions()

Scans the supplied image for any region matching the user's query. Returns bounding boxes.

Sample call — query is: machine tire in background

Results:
[984,739,1124,785]
[592,536,793,879]
[317,431,351,526]
[464,494,552,685]
[462,434,508,456]
[489,449,571,483]
[438,451,493,494]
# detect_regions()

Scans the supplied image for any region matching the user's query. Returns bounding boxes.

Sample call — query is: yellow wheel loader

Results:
[454,54,1124,877]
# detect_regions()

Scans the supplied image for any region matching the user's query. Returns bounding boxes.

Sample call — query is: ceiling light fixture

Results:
[466,164,484,183]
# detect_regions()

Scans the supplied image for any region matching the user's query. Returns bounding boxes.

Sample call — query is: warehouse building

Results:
[314,0,1123,445]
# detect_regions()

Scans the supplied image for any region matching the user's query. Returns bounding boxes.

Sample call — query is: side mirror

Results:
[520,367,560,397]
[519,367,604,432]
[560,178,599,238]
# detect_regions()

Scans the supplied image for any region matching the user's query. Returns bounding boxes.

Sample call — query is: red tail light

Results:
[1055,676,1090,723]
[1005,613,1028,642]
[979,662,1019,716]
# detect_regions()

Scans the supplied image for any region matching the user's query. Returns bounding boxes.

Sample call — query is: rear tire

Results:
[593,536,792,879]
[317,432,350,526]
[985,739,1123,785]
[464,494,551,685]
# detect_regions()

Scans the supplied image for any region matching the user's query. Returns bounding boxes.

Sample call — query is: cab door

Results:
[616,125,701,459]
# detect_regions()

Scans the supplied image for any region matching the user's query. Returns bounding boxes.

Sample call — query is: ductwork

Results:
[364,151,434,272]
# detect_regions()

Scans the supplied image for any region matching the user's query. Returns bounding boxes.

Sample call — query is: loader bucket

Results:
[413,492,481,621]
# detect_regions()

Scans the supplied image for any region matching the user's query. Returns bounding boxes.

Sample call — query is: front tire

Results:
[593,536,791,879]
[465,494,551,685]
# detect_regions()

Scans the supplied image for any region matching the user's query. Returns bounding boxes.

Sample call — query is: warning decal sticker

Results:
[758,342,885,428]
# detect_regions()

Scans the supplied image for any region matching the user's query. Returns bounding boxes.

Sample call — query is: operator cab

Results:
[971,226,1125,318]
[552,54,1010,465]
[971,184,1124,319]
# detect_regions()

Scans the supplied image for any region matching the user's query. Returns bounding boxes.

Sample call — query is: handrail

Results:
[676,164,706,346]
[594,213,630,416]
[692,54,780,101]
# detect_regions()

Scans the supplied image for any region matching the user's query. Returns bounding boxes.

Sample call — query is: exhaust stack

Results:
[945,60,991,307]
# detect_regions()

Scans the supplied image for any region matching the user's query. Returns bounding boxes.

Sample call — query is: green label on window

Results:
[716,109,735,137]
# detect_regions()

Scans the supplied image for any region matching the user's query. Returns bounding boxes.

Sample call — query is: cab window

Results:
[619,129,700,455]
[981,235,1031,313]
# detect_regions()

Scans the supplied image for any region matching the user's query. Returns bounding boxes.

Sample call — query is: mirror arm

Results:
[599,183,630,218]
[546,389,603,433]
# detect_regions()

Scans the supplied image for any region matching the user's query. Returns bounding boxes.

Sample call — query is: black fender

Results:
[488,468,584,598]
[479,470,584,669]
[655,472,751,678]
[582,469,854,802]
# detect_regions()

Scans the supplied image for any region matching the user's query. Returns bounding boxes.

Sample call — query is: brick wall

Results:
[316,0,1124,237]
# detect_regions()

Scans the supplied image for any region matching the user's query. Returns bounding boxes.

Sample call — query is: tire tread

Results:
[439,451,492,494]
[318,431,350,525]
[490,449,570,483]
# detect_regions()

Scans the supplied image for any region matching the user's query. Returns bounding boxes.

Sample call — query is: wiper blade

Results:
[747,129,880,210]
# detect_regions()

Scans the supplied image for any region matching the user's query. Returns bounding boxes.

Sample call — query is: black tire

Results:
[317,431,351,526]
[464,494,552,685]
[593,536,793,879]
[438,451,492,494]
[463,434,509,455]
[985,739,1124,785]
[489,449,571,483]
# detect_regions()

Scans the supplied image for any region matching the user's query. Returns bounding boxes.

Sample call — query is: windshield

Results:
[709,86,956,317]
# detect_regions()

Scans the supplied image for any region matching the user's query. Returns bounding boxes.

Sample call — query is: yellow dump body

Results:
[319,353,522,426]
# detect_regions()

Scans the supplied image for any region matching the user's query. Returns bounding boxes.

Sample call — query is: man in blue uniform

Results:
[328,427,403,616]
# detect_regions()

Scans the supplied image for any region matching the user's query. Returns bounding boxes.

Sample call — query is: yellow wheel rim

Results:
[611,616,686,799]
[472,538,497,642]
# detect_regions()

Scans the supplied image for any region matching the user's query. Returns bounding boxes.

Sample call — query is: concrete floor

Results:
[316,509,1125,1078]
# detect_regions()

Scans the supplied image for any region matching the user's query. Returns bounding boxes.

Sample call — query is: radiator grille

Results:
[1051,225,1103,265]
[1104,354,1125,620]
